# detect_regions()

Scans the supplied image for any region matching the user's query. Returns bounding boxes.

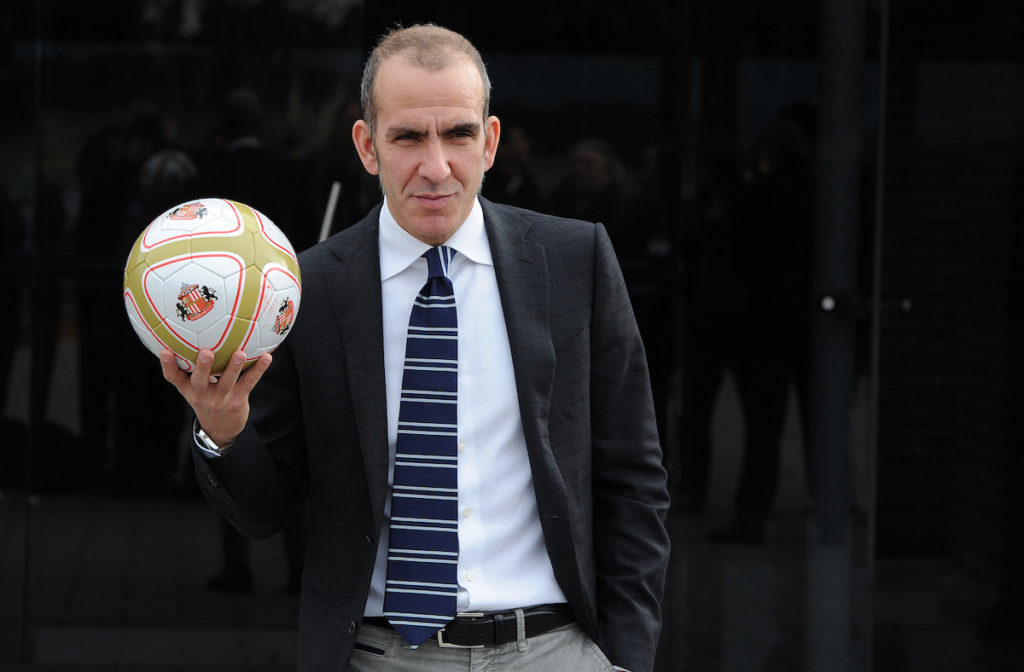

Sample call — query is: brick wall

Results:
[878,0,1024,630]
[876,60,961,555]
[950,128,1024,630]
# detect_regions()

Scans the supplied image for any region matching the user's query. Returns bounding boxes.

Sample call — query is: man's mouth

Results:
[413,193,454,208]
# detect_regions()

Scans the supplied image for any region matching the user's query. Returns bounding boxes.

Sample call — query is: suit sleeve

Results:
[589,223,671,672]
[192,337,310,540]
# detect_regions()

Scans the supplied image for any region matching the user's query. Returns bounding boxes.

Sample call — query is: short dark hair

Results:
[359,23,492,137]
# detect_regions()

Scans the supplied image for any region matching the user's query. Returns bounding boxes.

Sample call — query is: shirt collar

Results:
[379,195,492,281]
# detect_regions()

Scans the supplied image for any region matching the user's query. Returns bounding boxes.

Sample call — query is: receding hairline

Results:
[375,52,486,106]
[360,24,492,135]
[381,25,475,68]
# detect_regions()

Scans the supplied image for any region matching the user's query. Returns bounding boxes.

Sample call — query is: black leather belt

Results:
[363,604,575,648]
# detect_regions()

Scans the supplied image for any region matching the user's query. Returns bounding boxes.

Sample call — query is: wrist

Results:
[193,417,235,456]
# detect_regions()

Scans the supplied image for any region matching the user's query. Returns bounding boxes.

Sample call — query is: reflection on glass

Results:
[0,1,896,670]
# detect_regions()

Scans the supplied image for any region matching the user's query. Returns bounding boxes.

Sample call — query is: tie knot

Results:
[424,245,456,279]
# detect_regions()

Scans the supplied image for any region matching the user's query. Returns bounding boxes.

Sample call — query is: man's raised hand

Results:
[160,348,272,449]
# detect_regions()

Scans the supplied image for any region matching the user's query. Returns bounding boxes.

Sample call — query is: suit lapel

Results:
[480,199,579,585]
[481,199,555,460]
[324,206,390,524]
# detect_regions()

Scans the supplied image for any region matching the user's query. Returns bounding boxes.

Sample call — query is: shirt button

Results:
[462,508,472,518]
[457,442,466,452]
[466,571,475,582]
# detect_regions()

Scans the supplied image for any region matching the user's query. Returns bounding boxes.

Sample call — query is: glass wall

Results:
[4,1,1022,671]
[2,2,368,667]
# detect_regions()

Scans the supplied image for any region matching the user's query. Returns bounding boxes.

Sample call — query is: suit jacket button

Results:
[348,620,357,636]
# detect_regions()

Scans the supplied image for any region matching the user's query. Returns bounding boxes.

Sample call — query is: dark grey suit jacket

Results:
[194,198,671,672]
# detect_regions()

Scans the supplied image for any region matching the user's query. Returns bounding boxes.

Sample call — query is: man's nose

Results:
[418,139,452,182]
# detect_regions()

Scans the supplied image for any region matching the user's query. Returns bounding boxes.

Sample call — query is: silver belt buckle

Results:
[437,612,485,648]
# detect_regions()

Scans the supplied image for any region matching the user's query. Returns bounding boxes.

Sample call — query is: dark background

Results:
[1,0,1022,670]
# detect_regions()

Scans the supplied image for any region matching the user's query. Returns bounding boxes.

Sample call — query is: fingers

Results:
[160,349,190,393]
[160,347,268,403]
[238,353,273,395]
[190,349,217,390]
[215,349,249,391]
[159,348,267,448]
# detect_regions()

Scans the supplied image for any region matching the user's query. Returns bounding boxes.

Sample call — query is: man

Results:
[162,24,669,672]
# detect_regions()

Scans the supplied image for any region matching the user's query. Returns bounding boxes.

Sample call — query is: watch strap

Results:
[193,417,230,456]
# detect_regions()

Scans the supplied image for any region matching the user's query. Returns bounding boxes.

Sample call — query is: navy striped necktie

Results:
[384,245,459,647]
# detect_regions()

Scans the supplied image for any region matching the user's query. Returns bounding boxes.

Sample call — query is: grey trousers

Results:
[347,619,616,671]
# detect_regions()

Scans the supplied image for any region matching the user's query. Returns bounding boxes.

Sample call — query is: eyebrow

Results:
[443,122,481,137]
[384,121,481,142]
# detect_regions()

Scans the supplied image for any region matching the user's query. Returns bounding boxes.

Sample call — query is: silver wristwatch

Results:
[193,418,230,456]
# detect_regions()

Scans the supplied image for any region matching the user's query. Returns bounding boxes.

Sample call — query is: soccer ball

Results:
[123,198,302,374]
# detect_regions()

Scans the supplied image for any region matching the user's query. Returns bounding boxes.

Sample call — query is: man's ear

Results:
[482,115,501,172]
[352,119,379,175]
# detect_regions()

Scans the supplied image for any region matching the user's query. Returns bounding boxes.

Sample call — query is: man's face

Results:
[352,57,500,245]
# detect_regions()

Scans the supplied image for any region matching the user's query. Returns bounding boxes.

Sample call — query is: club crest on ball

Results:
[168,201,208,220]
[273,298,296,335]
[176,283,217,321]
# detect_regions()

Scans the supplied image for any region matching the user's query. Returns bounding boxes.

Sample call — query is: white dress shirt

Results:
[364,196,567,616]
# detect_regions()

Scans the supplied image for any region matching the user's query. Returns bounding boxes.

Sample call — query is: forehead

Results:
[374,57,485,122]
